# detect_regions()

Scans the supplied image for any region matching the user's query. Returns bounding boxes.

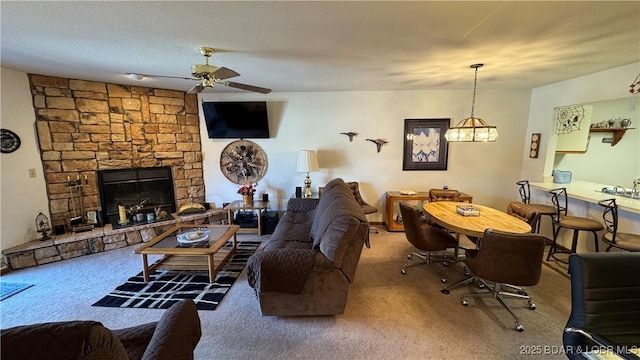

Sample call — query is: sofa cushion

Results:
[311,179,358,248]
[265,211,314,247]
[312,187,366,251]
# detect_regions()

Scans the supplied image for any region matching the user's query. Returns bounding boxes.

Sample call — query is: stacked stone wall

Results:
[28,74,204,229]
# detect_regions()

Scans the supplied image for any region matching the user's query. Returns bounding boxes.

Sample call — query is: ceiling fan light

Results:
[191,64,219,78]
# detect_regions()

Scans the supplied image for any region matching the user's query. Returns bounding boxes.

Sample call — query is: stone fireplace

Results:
[28,74,205,231]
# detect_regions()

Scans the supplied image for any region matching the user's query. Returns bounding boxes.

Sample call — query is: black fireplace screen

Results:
[97,167,176,226]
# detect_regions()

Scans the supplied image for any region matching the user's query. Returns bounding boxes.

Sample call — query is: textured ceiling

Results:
[1,1,639,93]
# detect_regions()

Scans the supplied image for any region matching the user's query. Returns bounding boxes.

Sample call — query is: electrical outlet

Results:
[28,168,36,178]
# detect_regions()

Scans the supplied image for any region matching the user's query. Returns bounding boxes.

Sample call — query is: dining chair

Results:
[597,198,640,252]
[346,181,379,234]
[458,229,547,332]
[546,188,603,263]
[506,201,539,232]
[398,201,458,283]
[563,253,640,359]
[428,189,460,202]
[516,180,555,233]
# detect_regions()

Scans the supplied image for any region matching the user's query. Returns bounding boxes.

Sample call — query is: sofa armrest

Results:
[141,299,201,360]
[287,198,319,212]
[247,249,324,294]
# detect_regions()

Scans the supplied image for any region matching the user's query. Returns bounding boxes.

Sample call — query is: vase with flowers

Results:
[238,183,257,205]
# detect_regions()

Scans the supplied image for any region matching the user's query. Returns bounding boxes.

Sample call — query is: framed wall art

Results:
[402,118,450,171]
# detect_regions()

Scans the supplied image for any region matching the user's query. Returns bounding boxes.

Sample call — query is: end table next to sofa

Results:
[224,200,270,236]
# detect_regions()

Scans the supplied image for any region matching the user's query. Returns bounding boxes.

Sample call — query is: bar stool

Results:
[597,198,640,252]
[516,180,555,233]
[546,188,603,262]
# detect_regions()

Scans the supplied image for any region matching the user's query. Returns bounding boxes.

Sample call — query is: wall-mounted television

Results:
[202,101,270,139]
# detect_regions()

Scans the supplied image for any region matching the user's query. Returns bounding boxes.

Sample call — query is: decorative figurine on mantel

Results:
[35,211,51,241]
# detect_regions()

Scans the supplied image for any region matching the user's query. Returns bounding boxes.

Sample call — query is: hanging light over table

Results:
[445,64,498,142]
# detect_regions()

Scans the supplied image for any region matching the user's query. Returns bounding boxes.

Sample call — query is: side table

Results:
[224,200,270,236]
[385,191,473,232]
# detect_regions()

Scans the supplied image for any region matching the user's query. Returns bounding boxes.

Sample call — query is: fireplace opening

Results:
[97,166,177,228]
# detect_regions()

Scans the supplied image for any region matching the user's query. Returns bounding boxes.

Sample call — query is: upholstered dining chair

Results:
[346,181,379,233]
[398,201,458,283]
[458,229,547,332]
[428,188,460,202]
[516,180,556,233]
[506,201,539,232]
[597,198,640,252]
[563,253,640,359]
[546,188,603,262]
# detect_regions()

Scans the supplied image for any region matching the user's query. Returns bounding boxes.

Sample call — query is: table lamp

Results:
[297,150,320,197]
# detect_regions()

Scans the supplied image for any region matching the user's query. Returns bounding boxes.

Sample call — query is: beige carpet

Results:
[0,228,571,359]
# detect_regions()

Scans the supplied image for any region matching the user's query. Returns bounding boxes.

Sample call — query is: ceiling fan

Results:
[135,47,271,94]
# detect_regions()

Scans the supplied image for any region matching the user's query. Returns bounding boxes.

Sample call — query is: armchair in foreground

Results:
[458,229,547,332]
[563,253,640,360]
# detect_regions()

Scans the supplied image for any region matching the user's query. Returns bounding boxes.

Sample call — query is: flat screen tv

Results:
[202,101,270,139]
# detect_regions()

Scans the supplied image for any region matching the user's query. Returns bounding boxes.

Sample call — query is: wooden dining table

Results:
[423,201,532,239]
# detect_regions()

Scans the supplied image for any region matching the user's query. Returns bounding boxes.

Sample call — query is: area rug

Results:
[0,282,34,301]
[93,240,260,310]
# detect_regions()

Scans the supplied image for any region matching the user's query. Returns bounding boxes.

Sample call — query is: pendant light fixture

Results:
[445,64,498,142]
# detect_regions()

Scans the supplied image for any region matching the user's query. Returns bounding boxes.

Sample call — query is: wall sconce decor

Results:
[365,138,388,153]
[340,132,358,142]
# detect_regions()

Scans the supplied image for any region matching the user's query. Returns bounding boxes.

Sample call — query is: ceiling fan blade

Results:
[187,83,206,94]
[142,74,197,81]
[224,81,272,94]
[213,67,240,80]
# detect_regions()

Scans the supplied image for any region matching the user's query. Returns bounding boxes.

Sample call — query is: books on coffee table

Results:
[456,205,480,217]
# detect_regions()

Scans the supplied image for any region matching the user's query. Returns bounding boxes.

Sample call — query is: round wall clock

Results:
[1,129,21,153]
[220,139,268,184]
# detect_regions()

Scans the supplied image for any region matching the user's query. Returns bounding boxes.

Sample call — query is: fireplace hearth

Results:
[97,167,177,229]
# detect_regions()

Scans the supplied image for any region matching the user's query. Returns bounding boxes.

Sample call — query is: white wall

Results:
[553,97,639,187]
[524,62,640,251]
[522,62,640,183]
[198,89,532,222]
[0,68,50,250]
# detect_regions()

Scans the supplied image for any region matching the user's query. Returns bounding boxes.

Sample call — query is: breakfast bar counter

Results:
[529,180,639,253]
[529,180,640,214]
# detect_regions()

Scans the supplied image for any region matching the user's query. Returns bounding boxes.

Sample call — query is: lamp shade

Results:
[444,117,498,142]
[296,150,319,172]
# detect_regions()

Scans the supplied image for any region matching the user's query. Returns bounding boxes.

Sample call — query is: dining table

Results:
[423,201,532,241]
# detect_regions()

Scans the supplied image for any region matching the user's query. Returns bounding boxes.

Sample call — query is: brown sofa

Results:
[246,178,370,316]
[1,299,201,360]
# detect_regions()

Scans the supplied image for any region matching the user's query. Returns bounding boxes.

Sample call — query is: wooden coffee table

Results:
[134,224,240,283]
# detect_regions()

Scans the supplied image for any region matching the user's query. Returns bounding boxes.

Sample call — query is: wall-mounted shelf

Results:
[589,128,635,146]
